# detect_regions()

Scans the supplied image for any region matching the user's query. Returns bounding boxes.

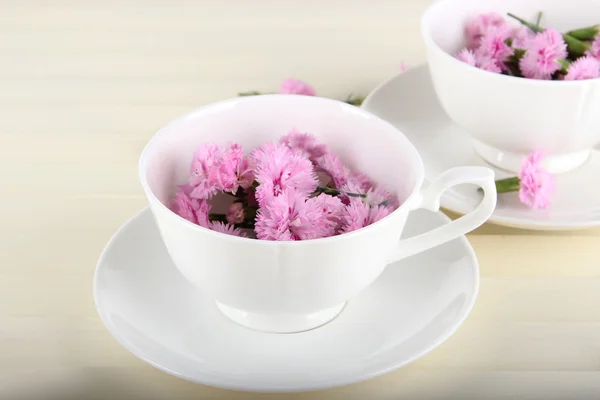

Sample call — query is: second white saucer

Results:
[362,65,600,230]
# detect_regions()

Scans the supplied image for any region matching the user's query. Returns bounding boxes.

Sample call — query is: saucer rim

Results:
[362,64,600,231]
[93,208,480,392]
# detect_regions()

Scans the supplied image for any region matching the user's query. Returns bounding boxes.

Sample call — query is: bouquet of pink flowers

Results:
[171,131,399,240]
[456,11,600,80]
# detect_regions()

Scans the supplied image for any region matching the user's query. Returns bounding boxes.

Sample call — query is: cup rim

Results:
[420,0,600,85]
[138,94,425,246]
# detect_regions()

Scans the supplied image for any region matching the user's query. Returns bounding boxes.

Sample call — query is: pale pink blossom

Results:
[255,190,330,241]
[518,151,555,209]
[465,12,509,50]
[316,153,350,188]
[226,202,245,225]
[279,78,316,96]
[209,221,246,237]
[400,62,410,72]
[188,143,222,199]
[280,129,329,162]
[340,199,393,233]
[475,27,513,67]
[564,56,600,80]
[252,142,318,207]
[310,194,344,236]
[456,48,502,73]
[511,26,535,49]
[171,192,210,227]
[519,28,568,80]
[586,35,600,59]
[208,143,255,195]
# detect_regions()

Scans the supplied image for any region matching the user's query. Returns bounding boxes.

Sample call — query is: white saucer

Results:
[362,65,600,230]
[94,208,478,392]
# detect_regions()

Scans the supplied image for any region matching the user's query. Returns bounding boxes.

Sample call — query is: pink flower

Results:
[280,129,329,162]
[455,48,502,73]
[340,199,393,233]
[586,35,600,59]
[518,151,555,209]
[465,12,508,50]
[188,143,222,199]
[226,202,245,225]
[564,56,600,80]
[209,221,246,237]
[252,142,318,207]
[310,194,344,236]
[171,192,210,227]
[475,27,513,67]
[208,143,255,195]
[279,78,316,96]
[519,28,568,80]
[400,62,410,72]
[511,26,535,49]
[316,153,350,188]
[255,190,330,241]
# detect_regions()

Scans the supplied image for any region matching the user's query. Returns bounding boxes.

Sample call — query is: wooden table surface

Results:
[2,1,600,399]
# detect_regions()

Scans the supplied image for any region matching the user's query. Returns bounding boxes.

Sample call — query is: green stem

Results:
[507,13,543,33]
[567,25,600,41]
[315,186,367,198]
[238,91,262,96]
[535,11,543,31]
[495,177,521,193]
[563,33,591,57]
[507,13,591,57]
[345,94,365,106]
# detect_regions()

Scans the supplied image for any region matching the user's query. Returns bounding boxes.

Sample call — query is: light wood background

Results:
[2,1,600,399]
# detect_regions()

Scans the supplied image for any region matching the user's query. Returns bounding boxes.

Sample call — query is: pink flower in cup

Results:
[456,48,502,73]
[171,192,210,227]
[210,221,246,237]
[465,12,508,50]
[564,56,600,80]
[519,28,568,80]
[209,143,255,195]
[586,35,600,60]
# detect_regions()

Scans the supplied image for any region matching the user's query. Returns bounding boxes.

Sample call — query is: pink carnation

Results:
[252,142,318,207]
[316,153,350,188]
[475,27,513,67]
[310,194,345,236]
[519,28,568,80]
[586,35,600,59]
[171,192,210,227]
[564,56,600,80]
[279,78,316,96]
[209,221,246,237]
[456,48,502,73]
[255,190,331,241]
[280,129,329,162]
[511,26,535,49]
[188,143,222,199]
[340,199,393,233]
[465,12,508,50]
[400,62,410,72]
[518,151,555,209]
[226,202,245,225]
[208,143,255,195]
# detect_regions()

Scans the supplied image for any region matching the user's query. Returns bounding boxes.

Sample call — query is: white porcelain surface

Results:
[362,65,600,230]
[94,208,479,392]
[422,0,600,173]
[138,94,496,332]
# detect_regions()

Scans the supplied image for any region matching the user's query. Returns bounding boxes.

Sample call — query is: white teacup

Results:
[422,0,600,173]
[139,95,496,333]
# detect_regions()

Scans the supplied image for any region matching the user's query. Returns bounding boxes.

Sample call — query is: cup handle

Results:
[389,166,496,263]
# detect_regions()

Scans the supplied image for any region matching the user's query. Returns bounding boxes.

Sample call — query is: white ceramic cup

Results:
[139,95,496,333]
[422,0,600,173]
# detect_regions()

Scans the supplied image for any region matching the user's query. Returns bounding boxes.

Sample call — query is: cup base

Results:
[472,141,591,174]
[215,301,346,333]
